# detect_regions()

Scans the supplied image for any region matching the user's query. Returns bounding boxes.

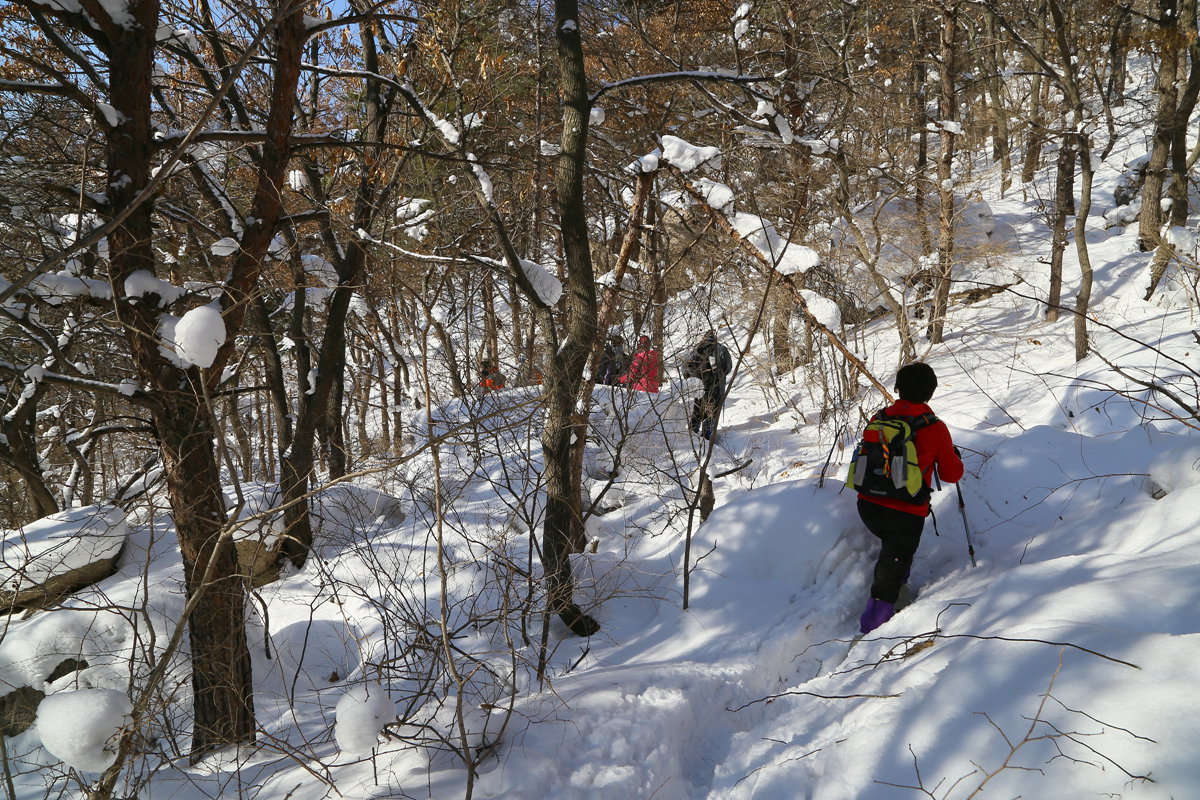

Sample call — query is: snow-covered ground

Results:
[4,129,1200,800]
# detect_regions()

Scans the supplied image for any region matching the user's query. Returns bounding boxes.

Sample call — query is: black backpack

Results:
[846,411,938,503]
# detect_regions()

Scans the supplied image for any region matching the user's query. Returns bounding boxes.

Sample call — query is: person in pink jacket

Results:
[620,335,660,393]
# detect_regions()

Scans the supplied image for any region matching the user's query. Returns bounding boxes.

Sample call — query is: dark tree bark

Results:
[539,0,600,637]
[154,387,255,757]
[984,12,1012,193]
[278,1,397,564]
[1144,0,1200,295]
[1046,130,1076,322]
[48,0,306,760]
[91,0,257,761]
[0,403,60,522]
[928,0,960,345]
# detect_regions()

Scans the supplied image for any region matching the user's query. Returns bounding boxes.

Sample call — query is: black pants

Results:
[858,499,925,604]
[690,383,723,436]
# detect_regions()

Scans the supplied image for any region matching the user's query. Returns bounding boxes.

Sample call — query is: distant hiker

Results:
[684,330,732,440]
[620,335,660,393]
[596,335,628,386]
[847,362,963,634]
[478,358,506,392]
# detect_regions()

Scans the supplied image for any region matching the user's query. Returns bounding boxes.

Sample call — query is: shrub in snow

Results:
[334,683,397,755]
[36,689,132,772]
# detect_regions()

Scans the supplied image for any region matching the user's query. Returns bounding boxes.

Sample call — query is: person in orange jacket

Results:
[857,363,963,633]
[478,358,506,392]
[619,335,660,393]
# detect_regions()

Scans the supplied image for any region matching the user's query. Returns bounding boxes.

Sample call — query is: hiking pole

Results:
[956,482,977,567]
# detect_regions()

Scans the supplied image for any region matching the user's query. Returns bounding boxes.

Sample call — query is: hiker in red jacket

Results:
[620,335,660,393]
[857,363,963,634]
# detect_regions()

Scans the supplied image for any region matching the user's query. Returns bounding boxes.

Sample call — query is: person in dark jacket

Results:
[684,330,732,440]
[857,362,964,634]
[596,335,628,386]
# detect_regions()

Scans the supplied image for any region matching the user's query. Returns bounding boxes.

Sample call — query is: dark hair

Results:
[895,362,937,403]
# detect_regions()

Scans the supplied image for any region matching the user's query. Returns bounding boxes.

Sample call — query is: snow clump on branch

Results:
[520,258,563,306]
[172,302,225,368]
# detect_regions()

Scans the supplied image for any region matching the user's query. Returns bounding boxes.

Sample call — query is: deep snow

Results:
[3,110,1200,800]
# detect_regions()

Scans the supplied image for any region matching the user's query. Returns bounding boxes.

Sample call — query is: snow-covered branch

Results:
[589,69,764,104]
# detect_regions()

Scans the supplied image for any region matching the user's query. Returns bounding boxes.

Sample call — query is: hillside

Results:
[3,96,1198,800]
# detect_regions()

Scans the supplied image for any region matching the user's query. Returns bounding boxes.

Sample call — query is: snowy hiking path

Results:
[478,476,886,799]
[474,358,1200,800]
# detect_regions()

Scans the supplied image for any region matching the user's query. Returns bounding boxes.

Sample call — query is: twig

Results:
[729,689,900,712]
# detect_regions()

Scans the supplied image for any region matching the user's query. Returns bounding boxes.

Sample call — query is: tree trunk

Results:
[1073,132,1095,361]
[278,2,395,561]
[539,0,600,637]
[154,393,255,759]
[985,13,1012,193]
[1,404,60,522]
[928,0,959,345]
[1137,0,1183,252]
[1046,131,1075,321]
[1021,3,1049,186]
[1145,0,1200,296]
[99,0,270,761]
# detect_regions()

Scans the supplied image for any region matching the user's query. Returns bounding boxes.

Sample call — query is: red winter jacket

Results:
[620,348,661,393]
[858,398,963,517]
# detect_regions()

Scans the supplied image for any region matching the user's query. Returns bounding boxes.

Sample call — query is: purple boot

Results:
[859,597,895,634]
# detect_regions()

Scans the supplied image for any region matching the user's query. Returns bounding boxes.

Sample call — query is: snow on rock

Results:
[335,683,398,755]
[224,482,288,587]
[519,258,563,306]
[1166,225,1196,252]
[173,302,225,368]
[314,485,407,541]
[0,505,127,609]
[660,135,720,173]
[35,689,132,772]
